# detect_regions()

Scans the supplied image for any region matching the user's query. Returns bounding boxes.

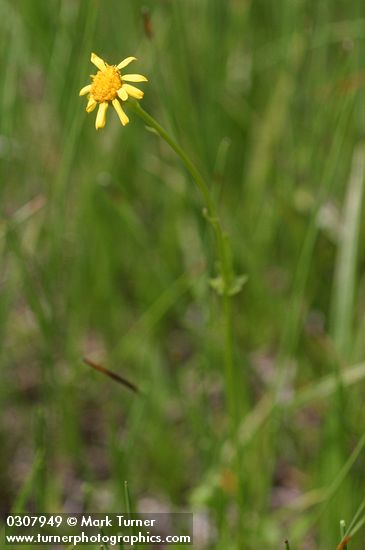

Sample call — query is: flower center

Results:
[90,66,122,102]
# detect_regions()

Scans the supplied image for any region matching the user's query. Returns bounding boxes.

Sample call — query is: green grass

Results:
[1,0,365,548]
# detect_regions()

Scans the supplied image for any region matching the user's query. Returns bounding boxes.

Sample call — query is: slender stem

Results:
[124,481,139,549]
[130,101,239,428]
[340,520,348,550]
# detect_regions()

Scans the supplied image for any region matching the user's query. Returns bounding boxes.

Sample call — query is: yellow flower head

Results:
[79,53,147,130]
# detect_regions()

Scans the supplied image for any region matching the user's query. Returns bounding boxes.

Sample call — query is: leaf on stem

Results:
[210,274,248,296]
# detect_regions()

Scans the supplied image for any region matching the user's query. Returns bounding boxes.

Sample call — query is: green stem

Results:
[340,520,348,550]
[130,101,239,428]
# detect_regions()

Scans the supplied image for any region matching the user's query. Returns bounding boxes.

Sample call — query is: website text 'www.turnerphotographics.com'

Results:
[5,513,193,546]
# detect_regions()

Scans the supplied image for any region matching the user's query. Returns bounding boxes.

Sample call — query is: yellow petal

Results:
[112,99,129,126]
[91,52,107,71]
[86,98,97,112]
[117,56,137,70]
[122,84,144,100]
[79,84,91,96]
[122,74,148,83]
[95,102,108,130]
[117,87,128,101]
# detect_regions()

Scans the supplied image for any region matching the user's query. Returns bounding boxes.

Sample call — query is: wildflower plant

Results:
[79,51,246,508]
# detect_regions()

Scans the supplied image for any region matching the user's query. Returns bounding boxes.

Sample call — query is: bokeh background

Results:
[1,0,365,547]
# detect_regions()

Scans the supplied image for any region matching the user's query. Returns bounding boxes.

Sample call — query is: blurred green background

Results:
[1,0,365,547]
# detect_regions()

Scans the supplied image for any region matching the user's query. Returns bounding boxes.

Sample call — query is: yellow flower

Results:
[79,53,148,130]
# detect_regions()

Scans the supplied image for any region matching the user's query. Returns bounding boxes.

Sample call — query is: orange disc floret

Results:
[90,66,122,102]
